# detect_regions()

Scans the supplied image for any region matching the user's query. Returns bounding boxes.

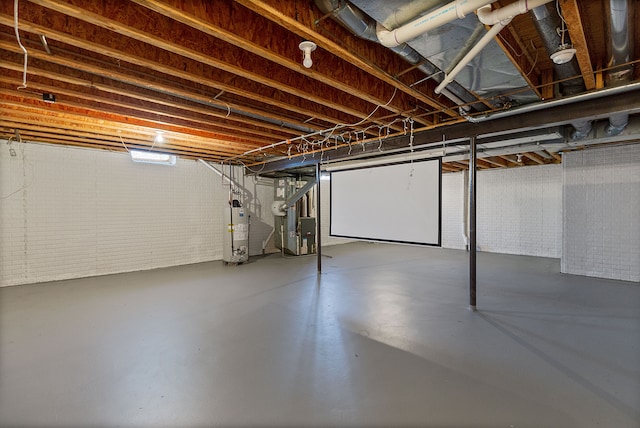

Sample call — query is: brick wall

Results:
[442,164,562,258]
[562,145,640,282]
[477,164,562,257]
[442,172,467,250]
[0,142,274,287]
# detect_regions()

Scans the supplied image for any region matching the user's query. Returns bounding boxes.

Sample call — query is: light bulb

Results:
[299,41,317,69]
[303,54,313,68]
[155,133,164,143]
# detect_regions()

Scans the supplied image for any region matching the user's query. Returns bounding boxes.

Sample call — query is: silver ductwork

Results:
[604,0,633,136]
[530,4,585,96]
[314,0,487,112]
[531,1,633,139]
[530,4,590,140]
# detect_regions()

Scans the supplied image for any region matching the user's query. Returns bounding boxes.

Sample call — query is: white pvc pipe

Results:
[477,0,553,25]
[435,19,511,94]
[376,0,494,47]
[435,0,553,95]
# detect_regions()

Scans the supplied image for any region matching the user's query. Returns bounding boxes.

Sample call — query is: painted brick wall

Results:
[477,164,562,257]
[562,145,640,282]
[442,164,562,257]
[0,142,274,287]
[442,171,467,250]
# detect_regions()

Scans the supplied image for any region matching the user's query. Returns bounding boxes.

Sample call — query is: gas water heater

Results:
[223,199,249,264]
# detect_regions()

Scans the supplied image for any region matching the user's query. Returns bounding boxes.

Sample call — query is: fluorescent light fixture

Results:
[130,150,176,165]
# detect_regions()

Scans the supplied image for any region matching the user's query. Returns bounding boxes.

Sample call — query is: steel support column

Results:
[316,163,322,273]
[469,135,477,309]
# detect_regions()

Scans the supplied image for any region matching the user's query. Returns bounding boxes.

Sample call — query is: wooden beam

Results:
[0,94,272,154]
[498,155,520,166]
[0,63,286,144]
[547,151,563,162]
[129,0,425,123]
[0,84,266,149]
[0,36,312,137]
[522,152,546,165]
[234,0,460,118]
[442,163,462,172]
[25,0,403,130]
[0,7,367,130]
[541,69,555,100]
[497,21,542,98]
[481,156,509,168]
[475,158,495,169]
[558,0,596,90]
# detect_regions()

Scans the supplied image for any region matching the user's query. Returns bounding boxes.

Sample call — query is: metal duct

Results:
[604,0,633,136]
[314,0,486,111]
[530,3,588,140]
[530,4,584,96]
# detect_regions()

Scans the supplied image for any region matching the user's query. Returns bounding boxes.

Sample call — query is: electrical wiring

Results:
[239,159,266,174]
[222,87,401,164]
[119,135,129,152]
[14,0,28,90]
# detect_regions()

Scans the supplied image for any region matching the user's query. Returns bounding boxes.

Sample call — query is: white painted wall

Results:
[477,164,562,257]
[0,142,274,287]
[4,141,636,286]
[320,178,355,246]
[562,145,640,282]
[442,164,562,258]
[442,171,467,250]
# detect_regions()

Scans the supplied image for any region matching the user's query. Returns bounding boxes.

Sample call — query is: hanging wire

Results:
[222,87,399,164]
[119,135,129,152]
[14,0,28,90]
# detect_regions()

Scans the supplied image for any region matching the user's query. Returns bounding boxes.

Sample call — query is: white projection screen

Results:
[330,159,441,246]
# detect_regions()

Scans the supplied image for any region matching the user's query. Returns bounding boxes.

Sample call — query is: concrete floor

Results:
[0,242,639,428]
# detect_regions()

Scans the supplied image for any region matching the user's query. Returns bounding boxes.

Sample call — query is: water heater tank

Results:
[223,202,249,264]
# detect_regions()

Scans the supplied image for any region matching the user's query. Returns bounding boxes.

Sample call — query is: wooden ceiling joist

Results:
[128,0,428,125]
[23,0,405,131]
[558,0,596,90]
[1,95,271,154]
[0,10,366,132]
[0,0,632,166]
[0,65,287,144]
[234,0,460,118]
[0,39,331,141]
[522,152,546,165]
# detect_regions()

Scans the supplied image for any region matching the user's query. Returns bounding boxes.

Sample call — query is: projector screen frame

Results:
[329,157,442,247]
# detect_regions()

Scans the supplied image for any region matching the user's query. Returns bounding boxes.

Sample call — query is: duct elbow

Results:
[606,114,628,136]
[570,120,592,140]
[376,22,400,47]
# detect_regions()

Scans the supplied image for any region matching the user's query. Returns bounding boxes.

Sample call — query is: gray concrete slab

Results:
[1,242,639,427]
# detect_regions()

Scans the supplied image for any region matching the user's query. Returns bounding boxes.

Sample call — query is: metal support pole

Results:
[316,163,322,273]
[469,136,477,310]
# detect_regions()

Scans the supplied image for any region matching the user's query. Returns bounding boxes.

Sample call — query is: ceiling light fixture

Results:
[299,41,317,68]
[154,132,164,144]
[551,2,576,65]
[550,45,576,65]
[517,154,523,162]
